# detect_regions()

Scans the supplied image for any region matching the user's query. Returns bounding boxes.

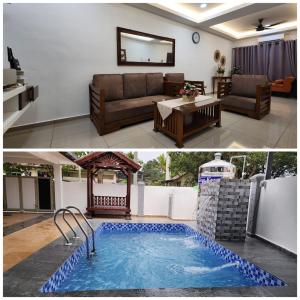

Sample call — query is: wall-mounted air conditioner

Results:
[257,33,285,43]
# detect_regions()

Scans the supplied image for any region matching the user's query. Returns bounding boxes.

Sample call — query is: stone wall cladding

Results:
[196,180,220,239]
[197,179,250,241]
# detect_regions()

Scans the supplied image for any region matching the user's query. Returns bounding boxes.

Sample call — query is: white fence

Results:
[4,176,54,211]
[255,176,297,254]
[62,182,198,220]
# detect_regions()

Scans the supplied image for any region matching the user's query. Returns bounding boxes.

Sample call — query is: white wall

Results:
[255,176,297,254]
[22,178,36,209]
[233,30,297,48]
[143,186,170,216]
[62,182,138,215]
[171,188,198,220]
[62,182,198,220]
[5,177,36,210]
[5,177,20,209]
[3,3,233,126]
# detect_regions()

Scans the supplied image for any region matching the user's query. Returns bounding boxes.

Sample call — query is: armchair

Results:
[271,76,295,96]
[217,74,271,120]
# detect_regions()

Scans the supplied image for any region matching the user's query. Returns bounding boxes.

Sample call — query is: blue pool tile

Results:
[40,222,286,293]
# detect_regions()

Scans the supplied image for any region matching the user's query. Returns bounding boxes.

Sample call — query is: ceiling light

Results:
[200,3,207,8]
[152,3,251,23]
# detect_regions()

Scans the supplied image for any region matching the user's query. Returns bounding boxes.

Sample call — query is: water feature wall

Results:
[197,179,250,241]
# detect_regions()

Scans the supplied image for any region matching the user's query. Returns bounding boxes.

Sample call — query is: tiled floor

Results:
[3,213,86,272]
[4,96,297,149]
[3,213,53,236]
[4,212,44,227]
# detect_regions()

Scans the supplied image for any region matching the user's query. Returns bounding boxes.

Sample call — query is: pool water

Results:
[56,230,257,291]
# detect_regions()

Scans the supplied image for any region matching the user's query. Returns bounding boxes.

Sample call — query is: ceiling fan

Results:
[252,18,285,31]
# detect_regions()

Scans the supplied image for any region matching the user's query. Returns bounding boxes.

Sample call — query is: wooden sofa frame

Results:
[89,81,185,136]
[217,81,272,120]
[89,76,205,136]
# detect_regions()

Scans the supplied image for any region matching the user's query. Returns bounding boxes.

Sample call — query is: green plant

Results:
[230,66,242,76]
[217,65,225,74]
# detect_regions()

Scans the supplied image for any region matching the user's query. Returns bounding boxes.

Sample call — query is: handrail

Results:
[54,209,72,246]
[54,208,91,258]
[62,210,78,239]
[65,206,96,254]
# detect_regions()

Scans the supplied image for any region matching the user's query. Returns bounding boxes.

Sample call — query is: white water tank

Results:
[198,153,236,184]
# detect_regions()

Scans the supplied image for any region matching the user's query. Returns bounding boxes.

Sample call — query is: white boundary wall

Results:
[5,177,20,209]
[144,186,198,219]
[255,176,297,254]
[22,178,36,209]
[62,182,138,215]
[62,182,198,220]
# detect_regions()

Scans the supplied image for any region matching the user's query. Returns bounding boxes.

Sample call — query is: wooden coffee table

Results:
[153,98,221,148]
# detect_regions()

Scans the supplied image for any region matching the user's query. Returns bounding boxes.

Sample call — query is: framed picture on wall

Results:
[120,49,127,62]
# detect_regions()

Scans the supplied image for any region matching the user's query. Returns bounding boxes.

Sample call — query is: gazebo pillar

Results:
[126,170,132,220]
[87,168,91,212]
[90,171,94,216]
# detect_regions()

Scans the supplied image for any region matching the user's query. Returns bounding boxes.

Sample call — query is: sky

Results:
[137,151,166,163]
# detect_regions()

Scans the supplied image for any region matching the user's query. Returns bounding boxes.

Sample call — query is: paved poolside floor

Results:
[3,213,86,271]
[3,214,297,297]
[3,212,53,237]
[4,212,45,227]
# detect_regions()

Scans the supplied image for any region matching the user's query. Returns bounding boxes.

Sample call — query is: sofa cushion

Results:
[123,73,147,99]
[221,95,256,111]
[274,79,284,84]
[146,73,164,95]
[105,95,174,123]
[93,74,123,102]
[165,73,184,83]
[231,75,268,98]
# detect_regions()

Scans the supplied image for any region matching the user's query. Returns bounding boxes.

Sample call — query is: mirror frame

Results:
[117,27,175,66]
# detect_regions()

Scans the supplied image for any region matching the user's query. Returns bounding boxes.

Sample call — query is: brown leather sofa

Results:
[217,74,271,120]
[89,73,181,135]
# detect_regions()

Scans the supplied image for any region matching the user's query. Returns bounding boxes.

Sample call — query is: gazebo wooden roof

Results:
[75,152,141,219]
[75,152,140,172]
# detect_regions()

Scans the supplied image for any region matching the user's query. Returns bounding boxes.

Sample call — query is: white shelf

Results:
[4,103,31,134]
[3,85,26,102]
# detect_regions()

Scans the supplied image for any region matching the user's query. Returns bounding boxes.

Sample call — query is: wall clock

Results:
[192,32,200,44]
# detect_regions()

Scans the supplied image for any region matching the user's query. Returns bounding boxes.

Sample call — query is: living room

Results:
[3,2,297,149]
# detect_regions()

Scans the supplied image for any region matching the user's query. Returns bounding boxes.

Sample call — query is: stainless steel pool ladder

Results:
[53,207,96,259]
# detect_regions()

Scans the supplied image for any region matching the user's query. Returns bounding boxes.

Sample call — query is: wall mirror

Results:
[117,27,175,66]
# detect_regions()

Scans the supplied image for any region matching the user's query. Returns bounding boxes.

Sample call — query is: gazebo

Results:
[75,152,141,219]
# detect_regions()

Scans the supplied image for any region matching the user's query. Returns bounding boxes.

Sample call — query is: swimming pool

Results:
[41,223,286,293]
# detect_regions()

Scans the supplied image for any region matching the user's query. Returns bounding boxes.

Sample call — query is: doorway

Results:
[38,178,52,210]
